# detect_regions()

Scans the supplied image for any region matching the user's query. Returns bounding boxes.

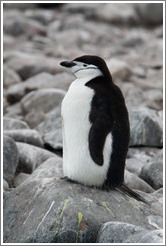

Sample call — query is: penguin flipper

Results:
[89,112,113,166]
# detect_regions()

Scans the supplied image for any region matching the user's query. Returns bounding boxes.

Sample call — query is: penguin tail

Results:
[116,183,149,204]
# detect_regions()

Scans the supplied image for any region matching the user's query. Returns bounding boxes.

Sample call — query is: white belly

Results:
[61,77,112,187]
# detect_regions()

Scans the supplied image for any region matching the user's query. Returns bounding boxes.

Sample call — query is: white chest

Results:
[61,77,112,187]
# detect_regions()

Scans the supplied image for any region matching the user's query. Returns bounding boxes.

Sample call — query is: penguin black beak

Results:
[60,61,76,68]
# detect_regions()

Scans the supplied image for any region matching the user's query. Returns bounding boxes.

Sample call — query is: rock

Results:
[24,110,46,128]
[21,88,65,115]
[139,150,163,190]
[3,135,19,185]
[36,106,62,150]
[51,72,74,91]
[3,117,29,130]
[124,170,154,193]
[129,107,163,147]
[126,158,148,176]
[3,156,160,243]
[135,3,163,25]
[97,221,163,243]
[94,3,138,25]
[107,58,132,81]
[6,72,66,103]
[14,173,31,187]
[3,34,17,50]
[3,179,9,191]
[16,142,55,174]
[147,215,163,229]
[5,53,62,81]
[4,103,23,120]
[4,129,44,147]
[25,8,56,25]
[4,16,46,37]
[4,3,36,9]
[3,65,21,88]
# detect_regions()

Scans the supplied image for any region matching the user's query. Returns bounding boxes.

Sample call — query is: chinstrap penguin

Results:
[60,55,147,203]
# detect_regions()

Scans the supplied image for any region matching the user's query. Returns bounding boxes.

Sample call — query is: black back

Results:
[81,56,130,188]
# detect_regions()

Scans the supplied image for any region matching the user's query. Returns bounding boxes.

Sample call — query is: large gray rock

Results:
[97,221,163,243]
[135,3,163,25]
[94,3,138,25]
[36,106,62,150]
[3,117,29,130]
[3,65,21,88]
[124,170,154,193]
[4,14,46,37]
[139,150,163,190]
[3,135,19,185]
[107,58,132,81]
[6,72,67,103]
[16,142,55,174]
[6,53,62,81]
[129,107,163,147]
[4,129,44,147]
[21,88,65,114]
[3,157,161,243]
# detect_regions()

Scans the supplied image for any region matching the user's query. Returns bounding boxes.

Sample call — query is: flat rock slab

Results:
[3,157,162,243]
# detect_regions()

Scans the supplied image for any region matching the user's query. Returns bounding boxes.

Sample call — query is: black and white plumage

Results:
[60,55,146,202]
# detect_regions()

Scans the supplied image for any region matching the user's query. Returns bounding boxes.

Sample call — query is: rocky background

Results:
[3,2,163,244]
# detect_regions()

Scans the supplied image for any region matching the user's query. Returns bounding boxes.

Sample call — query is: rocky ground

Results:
[3,2,163,244]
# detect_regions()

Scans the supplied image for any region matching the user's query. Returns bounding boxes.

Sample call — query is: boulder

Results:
[36,106,62,150]
[124,170,154,193]
[3,135,19,185]
[129,107,163,147]
[94,3,138,25]
[139,150,163,190]
[16,142,55,174]
[21,88,65,115]
[6,53,62,81]
[97,221,163,243]
[3,65,21,88]
[6,72,66,103]
[14,173,31,187]
[4,129,44,147]
[3,157,162,243]
[135,3,163,25]
[3,117,29,130]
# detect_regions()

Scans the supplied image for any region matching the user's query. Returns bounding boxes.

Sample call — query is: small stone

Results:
[3,135,19,185]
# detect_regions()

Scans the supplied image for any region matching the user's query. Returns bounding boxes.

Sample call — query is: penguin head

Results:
[60,55,111,79]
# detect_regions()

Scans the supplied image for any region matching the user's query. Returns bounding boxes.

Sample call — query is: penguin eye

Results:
[83,64,88,67]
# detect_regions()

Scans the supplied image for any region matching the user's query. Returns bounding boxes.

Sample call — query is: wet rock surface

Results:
[3,3,163,244]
